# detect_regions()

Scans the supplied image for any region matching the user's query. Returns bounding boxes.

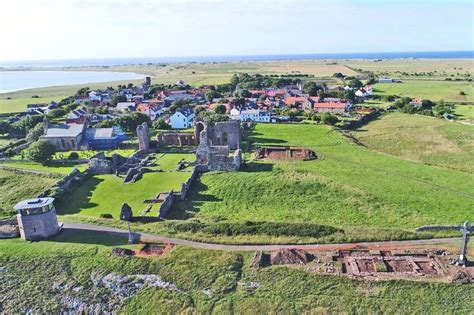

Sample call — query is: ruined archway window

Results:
[222,132,228,144]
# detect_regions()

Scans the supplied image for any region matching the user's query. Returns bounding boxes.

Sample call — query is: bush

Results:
[153,118,170,130]
[48,108,67,118]
[68,152,80,160]
[100,214,114,219]
[26,123,44,142]
[321,113,339,126]
[166,221,343,238]
[24,140,56,164]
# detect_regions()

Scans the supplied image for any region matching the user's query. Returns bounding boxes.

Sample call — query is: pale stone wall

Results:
[17,208,60,241]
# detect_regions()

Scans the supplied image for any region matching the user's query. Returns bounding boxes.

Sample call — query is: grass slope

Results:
[176,124,473,236]
[59,171,191,218]
[0,236,472,313]
[373,80,473,102]
[0,169,59,214]
[355,112,474,173]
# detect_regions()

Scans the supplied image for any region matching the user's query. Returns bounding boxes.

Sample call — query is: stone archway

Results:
[194,122,205,145]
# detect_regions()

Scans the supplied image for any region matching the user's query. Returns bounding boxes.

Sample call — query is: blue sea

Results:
[0,71,146,94]
[1,51,472,68]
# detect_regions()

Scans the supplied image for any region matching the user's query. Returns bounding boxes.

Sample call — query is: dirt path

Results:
[61,222,460,252]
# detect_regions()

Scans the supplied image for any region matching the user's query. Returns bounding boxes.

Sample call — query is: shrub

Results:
[68,152,80,160]
[166,221,343,238]
[153,118,170,130]
[24,140,56,164]
[321,113,339,126]
[100,213,114,219]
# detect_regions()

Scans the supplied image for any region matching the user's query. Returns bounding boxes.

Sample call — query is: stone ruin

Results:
[195,119,242,172]
[119,203,133,221]
[87,151,157,184]
[136,122,151,152]
[156,132,196,147]
[255,146,317,161]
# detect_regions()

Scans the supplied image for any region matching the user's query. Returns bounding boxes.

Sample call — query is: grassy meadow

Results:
[0,235,472,313]
[345,58,473,78]
[0,162,88,174]
[0,169,60,216]
[455,104,474,123]
[171,123,473,240]
[373,80,473,102]
[355,112,474,173]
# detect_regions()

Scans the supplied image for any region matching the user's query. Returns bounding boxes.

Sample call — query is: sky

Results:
[0,0,473,61]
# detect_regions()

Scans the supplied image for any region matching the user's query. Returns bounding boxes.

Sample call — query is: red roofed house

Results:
[284,96,310,109]
[313,102,350,114]
[137,103,163,121]
[266,89,286,98]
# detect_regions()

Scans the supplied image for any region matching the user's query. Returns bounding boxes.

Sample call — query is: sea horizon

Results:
[1,50,473,68]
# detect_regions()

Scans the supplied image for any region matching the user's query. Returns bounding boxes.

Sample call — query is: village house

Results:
[237,109,271,122]
[313,102,350,114]
[355,86,373,98]
[116,102,136,112]
[378,77,393,83]
[170,109,195,129]
[41,120,126,151]
[137,103,163,121]
[66,107,88,124]
[410,98,423,108]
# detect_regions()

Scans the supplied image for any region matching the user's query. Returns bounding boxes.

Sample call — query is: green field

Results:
[59,170,191,218]
[0,234,472,313]
[455,104,474,123]
[355,112,474,173]
[0,169,60,216]
[0,95,69,113]
[346,58,473,78]
[373,80,473,102]
[52,148,137,160]
[0,162,88,174]
[172,123,473,240]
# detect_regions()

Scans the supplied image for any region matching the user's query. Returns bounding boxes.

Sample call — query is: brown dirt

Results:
[270,249,310,265]
[135,243,173,257]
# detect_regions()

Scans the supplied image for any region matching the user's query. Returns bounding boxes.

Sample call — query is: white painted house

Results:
[239,109,271,123]
[116,102,136,112]
[170,109,195,129]
[88,91,102,102]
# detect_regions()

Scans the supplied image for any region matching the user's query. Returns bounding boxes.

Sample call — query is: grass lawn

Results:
[153,152,195,171]
[0,169,59,216]
[173,123,473,239]
[0,161,88,174]
[0,236,472,313]
[52,148,137,160]
[455,104,474,123]
[373,80,473,102]
[58,171,191,218]
[354,112,474,173]
[0,95,69,113]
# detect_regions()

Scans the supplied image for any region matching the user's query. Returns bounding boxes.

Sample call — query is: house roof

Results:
[314,102,347,109]
[284,97,307,106]
[43,124,84,138]
[85,127,124,140]
[14,197,54,210]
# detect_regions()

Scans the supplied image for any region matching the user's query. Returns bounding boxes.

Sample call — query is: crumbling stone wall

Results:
[195,120,242,172]
[156,132,196,147]
[137,122,151,152]
[179,167,199,200]
[157,192,175,219]
[255,146,316,161]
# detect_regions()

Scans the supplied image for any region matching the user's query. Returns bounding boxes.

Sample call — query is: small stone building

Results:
[14,197,60,241]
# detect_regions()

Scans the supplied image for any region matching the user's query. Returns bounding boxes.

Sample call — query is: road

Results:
[61,222,460,252]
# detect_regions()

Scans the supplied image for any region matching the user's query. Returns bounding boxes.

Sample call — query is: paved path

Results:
[62,222,460,252]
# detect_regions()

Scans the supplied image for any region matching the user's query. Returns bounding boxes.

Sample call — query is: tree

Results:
[347,79,363,89]
[111,95,127,106]
[333,72,344,78]
[76,87,90,96]
[198,111,229,123]
[0,120,10,134]
[304,82,323,96]
[127,83,134,88]
[26,123,44,142]
[214,104,227,114]
[47,108,67,118]
[321,112,339,125]
[194,106,206,115]
[11,115,44,135]
[113,112,151,132]
[205,90,222,100]
[153,118,170,130]
[25,140,56,164]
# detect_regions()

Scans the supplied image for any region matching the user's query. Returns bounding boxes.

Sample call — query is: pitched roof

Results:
[314,102,347,109]
[43,124,84,138]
